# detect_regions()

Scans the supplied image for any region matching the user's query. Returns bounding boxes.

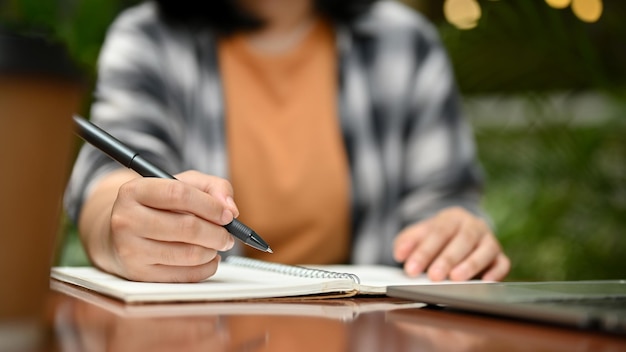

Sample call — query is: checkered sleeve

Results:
[348,1,488,264]
[398,26,486,226]
[63,3,185,223]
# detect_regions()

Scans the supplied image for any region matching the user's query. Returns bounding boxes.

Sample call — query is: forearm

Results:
[78,169,138,274]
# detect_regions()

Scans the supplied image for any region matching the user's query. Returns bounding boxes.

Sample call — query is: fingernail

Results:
[429,265,446,281]
[394,243,409,260]
[226,196,239,217]
[405,260,419,275]
[221,209,234,224]
[225,235,235,250]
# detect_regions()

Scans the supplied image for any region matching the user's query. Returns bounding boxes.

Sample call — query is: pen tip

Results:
[266,247,273,254]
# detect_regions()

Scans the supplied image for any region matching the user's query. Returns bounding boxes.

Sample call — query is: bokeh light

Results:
[443,0,482,30]
[571,0,603,23]
[443,0,603,29]
[545,0,573,9]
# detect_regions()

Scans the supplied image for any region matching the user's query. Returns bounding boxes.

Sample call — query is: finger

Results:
[395,208,470,262]
[176,171,240,218]
[403,223,458,277]
[116,236,220,268]
[426,225,484,282]
[481,253,511,281]
[448,235,501,281]
[397,209,466,275]
[128,257,220,283]
[393,223,428,262]
[118,178,234,225]
[111,206,234,251]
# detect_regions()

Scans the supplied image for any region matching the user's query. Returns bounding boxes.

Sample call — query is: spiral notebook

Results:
[50,256,440,303]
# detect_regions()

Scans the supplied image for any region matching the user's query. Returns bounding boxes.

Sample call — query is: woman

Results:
[65,0,510,283]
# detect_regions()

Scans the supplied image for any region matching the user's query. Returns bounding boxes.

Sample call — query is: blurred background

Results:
[2,0,624,281]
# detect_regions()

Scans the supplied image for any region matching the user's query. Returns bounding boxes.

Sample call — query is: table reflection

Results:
[347,310,485,352]
[50,287,348,352]
[45,283,626,352]
[384,308,626,352]
[54,298,228,352]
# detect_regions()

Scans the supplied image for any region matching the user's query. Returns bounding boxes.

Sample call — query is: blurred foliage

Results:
[0,0,134,71]
[4,0,624,280]
[0,0,140,114]
[475,96,626,280]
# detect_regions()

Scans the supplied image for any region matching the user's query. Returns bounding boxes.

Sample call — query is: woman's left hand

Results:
[393,207,510,281]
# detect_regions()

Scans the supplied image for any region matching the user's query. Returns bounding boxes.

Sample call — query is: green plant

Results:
[476,95,626,280]
[1,0,139,72]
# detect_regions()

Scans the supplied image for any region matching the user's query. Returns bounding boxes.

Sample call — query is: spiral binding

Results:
[225,256,361,284]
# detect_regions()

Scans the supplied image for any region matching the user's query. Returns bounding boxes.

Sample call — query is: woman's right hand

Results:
[79,169,239,283]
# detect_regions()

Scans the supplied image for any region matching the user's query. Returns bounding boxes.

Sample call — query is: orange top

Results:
[219,20,351,264]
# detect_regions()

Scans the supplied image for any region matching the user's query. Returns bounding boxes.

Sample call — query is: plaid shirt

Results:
[65,0,486,265]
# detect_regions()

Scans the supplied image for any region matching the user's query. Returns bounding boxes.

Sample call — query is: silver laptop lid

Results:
[387,281,626,334]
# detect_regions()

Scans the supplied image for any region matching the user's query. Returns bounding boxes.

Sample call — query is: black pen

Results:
[72,115,272,254]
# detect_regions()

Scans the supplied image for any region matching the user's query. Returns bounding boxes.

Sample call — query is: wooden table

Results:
[38,282,626,351]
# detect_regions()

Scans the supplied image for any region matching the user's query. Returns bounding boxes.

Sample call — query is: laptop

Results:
[387,280,626,334]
